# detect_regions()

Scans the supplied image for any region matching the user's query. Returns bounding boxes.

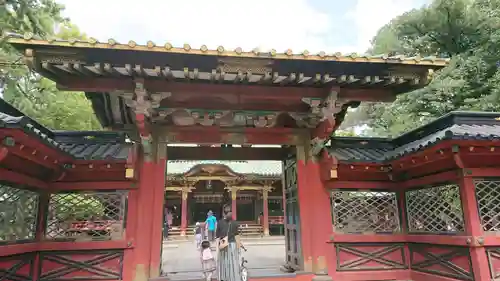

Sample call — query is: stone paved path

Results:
[161,237,286,280]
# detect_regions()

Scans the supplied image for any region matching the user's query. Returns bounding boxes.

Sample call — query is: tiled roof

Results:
[7,33,449,66]
[0,99,130,161]
[328,111,500,163]
[327,137,393,163]
[54,131,131,160]
[167,160,282,176]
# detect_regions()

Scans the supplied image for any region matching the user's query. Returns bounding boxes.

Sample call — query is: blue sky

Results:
[56,0,430,54]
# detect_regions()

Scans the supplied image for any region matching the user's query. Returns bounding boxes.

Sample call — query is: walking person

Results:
[200,240,216,281]
[194,222,203,249]
[205,211,217,242]
[216,204,242,281]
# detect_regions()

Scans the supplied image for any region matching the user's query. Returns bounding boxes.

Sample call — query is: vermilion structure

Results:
[3,34,499,281]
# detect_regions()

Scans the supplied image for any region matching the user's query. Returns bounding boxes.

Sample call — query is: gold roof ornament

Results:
[107,38,117,46]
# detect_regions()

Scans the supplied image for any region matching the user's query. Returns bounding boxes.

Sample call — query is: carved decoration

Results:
[218,58,273,74]
[120,81,171,117]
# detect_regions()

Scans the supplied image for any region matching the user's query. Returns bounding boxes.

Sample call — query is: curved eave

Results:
[7,35,449,66]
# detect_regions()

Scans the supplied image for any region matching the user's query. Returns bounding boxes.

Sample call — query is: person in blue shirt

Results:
[205,210,217,242]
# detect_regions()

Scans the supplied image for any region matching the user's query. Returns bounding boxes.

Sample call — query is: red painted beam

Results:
[0,243,38,257]
[0,167,48,189]
[167,146,286,160]
[38,240,129,251]
[462,167,500,177]
[166,126,302,145]
[329,233,473,246]
[333,270,410,281]
[0,240,129,257]
[411,271,467,281]
[326,180,395,189]
[329,234,406,243]
[0,130,73,162]
[58,77,329,99]
[50,181,136,190]
[401,170,460,189]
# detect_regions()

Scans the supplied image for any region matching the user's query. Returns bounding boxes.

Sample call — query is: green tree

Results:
[54,194,105,221]
[354,0,500,136]
[1,1,101,131]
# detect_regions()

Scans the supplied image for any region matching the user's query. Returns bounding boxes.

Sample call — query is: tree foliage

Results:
[1,1,101,131]
[349,0,500,137]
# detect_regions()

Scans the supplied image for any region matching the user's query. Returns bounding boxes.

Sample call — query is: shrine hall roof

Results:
[0,99,130,161]
[328,111,500,163]
[166,160,282,176]
[7,33,448,94]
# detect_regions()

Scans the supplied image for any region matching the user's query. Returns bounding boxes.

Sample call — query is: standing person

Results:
[163,208,171,239]
[200,240,216,281]
[194,222,203,249]
[166,209,173,229]
[205,211,217,242]
[216,205,242,281]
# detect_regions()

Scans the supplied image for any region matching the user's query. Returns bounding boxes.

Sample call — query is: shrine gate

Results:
[2,33,500,281]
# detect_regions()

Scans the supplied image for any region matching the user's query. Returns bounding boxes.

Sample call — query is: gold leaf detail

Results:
[147,41,155,48]
[318,51,326,58]
[235,47,242,54]
[128,40,137,48]
[200,45,208,52]
[270,49,277,56]
[108,39,116,46]
[88,37,98,45]
[217,46,224,53]
[302,50,309,57]
[68,38,77,45]
[333,52,342,57]
[183,44,191,51]
[164,43,173,50]
[285,49,293,56]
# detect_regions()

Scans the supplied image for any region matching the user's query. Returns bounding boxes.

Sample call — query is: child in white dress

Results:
[200,240,216,281]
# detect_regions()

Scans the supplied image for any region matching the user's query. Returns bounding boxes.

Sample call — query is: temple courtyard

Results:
[161,237,286,280]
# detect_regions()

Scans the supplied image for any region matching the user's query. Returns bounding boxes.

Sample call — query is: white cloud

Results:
[57,0,427,54]
[346,0,429,52]
[57,0,332,53]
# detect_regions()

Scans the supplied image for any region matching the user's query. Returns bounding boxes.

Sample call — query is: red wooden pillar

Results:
[131,161,156,281]
[306,160,335,275]
[180,191,188,236]
[231,189,237,220]
[459,176,490,281]
[262,190,270,236]
[149,158,166,278]
[129,156,166,281]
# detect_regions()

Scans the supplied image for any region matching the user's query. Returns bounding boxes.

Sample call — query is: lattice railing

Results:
[475,178,500,232]
[45,191,127,241]
[0,184,39,242]
[406,184,464,233]
[331,190,400,233]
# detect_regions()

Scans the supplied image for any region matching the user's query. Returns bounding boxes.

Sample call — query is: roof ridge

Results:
[7,32,450,66]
